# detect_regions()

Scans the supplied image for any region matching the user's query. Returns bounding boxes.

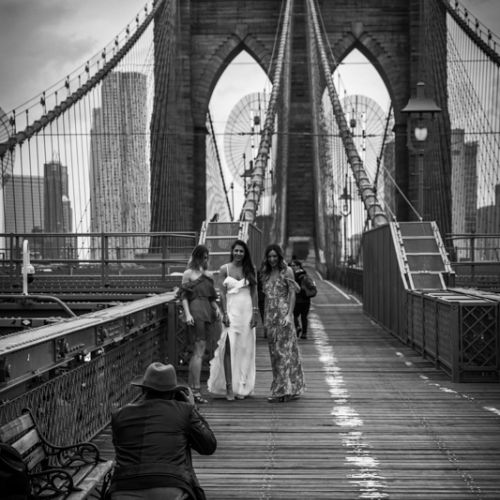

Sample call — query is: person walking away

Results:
[260,244,305,403]
[110,362,217,500]
[180,244,221,404]
[208,239,258,400]
[290,259,312,340]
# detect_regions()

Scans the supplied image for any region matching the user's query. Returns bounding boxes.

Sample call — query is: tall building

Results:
[89,71,150,260]
[43,159,75,259]
[476,184,500,260]
[451,129,478,260]
[3,175,44,233]
[44,159,70,233]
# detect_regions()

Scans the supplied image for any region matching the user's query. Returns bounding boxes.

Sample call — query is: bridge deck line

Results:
[93,275,500,499]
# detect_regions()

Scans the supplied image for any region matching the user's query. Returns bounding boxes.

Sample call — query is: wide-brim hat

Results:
[131,362,185,392]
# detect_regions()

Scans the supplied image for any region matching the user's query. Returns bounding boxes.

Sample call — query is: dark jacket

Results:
[111,397,217,500]
[293,269,311,304]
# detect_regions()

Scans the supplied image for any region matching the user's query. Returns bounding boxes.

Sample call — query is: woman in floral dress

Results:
[260,244,305,402]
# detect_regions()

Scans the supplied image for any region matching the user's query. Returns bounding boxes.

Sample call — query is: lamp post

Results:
[230,182,234,221]
[401,82,441,219]
[339,174,352,265]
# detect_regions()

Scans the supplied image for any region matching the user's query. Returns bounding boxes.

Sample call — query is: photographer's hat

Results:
[131,362,184,392]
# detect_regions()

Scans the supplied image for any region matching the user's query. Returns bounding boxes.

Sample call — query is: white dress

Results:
[207,275,256,397]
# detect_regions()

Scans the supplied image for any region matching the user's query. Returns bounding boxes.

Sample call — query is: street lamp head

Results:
[402,82,441,118]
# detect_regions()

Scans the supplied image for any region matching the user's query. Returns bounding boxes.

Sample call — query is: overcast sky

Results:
[0,0,499,113]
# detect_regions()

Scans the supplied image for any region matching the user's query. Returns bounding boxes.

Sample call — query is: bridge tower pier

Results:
[149,0,451,247]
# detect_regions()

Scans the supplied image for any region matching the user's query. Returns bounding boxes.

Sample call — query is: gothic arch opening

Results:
[206,50,272,221]
[324,49,394,262]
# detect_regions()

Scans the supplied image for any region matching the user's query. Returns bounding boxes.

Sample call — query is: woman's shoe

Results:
[226,384,235,401]
[235,394,245,400]
[193,391,208,404]
[267,396,285,403]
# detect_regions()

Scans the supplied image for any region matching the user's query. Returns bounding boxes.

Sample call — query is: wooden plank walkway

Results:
[94,275,500,499]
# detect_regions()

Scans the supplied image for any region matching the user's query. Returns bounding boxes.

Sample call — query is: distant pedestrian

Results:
[260,244,305,402]
[110,362,217,500]
[180,245,222,404]
[290,259,314,340]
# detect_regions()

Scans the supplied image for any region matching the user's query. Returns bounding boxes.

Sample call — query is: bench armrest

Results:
[46,442,101,468]
[30,467,76,498]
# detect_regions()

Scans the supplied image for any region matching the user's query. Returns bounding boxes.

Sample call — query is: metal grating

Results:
[460,304,498,371]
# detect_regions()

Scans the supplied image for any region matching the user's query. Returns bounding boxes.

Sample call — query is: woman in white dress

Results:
[208,240,259,400]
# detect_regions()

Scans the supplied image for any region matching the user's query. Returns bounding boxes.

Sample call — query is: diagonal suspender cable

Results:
[307,0,388,228]
[207,109,233,220]
[240,0,293,222]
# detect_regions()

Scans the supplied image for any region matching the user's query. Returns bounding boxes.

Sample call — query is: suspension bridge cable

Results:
[207,110,233,220]
[240,0,294,222]
[307,0,388,228]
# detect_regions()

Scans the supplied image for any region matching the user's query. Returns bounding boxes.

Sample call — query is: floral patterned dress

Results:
[263,268,305,398]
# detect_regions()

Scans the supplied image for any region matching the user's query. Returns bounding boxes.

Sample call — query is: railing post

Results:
[471,233,476,285]
[101,233,107,286]
[161,235,167,281]
[167,302,178,366]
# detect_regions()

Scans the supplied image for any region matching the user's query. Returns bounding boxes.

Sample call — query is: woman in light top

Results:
[180,244,221,404]
[208,240,258,400]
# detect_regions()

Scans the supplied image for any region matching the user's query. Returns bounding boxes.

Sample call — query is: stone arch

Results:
[330,30,407,123]
[191,32,273,126]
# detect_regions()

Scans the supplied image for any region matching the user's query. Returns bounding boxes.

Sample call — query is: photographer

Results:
[110,362,217,500]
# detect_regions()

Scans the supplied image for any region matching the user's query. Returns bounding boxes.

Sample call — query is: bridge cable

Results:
[307,0,388,228]
[239,0,294,222]
[207,109,233,220]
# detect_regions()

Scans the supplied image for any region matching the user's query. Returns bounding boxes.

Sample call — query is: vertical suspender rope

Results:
[307,0,388,228]
[240,0,294,222]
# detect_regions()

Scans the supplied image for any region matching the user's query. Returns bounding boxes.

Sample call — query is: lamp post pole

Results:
[339,174,352,264]
[230,182,234,221]
[402,82,441,221]
[417,150,424,216]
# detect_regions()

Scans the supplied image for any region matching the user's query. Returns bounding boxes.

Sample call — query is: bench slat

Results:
[13,428,43,457]
[23,445,47,472]
[65,461,114,500]
[0,412,35,442]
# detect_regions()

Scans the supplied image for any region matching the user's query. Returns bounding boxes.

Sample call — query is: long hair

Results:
[188,244,209,270]
[260,243,286,276]
[230,239,256,285]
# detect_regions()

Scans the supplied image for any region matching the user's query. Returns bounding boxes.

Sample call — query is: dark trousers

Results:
[293,301,310,337]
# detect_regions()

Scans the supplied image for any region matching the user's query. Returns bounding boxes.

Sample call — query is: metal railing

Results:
[0,232,197,292]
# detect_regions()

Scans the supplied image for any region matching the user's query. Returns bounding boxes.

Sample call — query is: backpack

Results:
[0,443,29,499]
[301,274,317,298]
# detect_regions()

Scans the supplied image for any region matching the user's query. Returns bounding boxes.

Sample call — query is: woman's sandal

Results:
[193,390,208,404]
[267,395,285,403]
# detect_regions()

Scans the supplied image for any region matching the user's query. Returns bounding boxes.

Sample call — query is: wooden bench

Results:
[0,409,114,500]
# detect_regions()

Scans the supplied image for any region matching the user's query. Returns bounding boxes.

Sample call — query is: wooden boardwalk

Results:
[94,276,500,499]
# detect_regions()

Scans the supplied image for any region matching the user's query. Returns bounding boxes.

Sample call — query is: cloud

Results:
[0,0,141,111]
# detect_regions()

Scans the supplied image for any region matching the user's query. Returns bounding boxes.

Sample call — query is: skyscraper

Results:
[451,129,478,260]
[3,175,44,233]
[89,71,150,260]
[43,159,74,259]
